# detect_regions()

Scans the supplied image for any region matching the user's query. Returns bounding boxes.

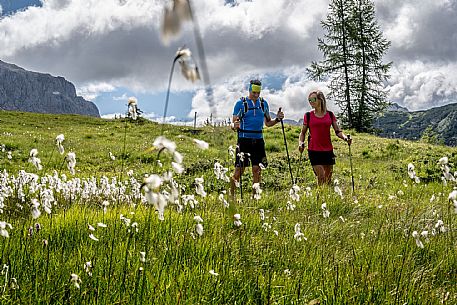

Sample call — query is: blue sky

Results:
[1,0,456,122]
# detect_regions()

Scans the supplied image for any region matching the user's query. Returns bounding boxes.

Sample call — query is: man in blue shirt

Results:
[230,79,284,197]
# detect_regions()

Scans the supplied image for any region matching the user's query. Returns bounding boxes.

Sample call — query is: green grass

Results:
[0,110,456,304]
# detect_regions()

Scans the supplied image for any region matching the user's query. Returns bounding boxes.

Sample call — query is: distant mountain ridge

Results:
[374,102,457,146]
[0,60,99,117]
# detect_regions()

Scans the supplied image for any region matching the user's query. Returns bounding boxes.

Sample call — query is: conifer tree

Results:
[307,0,391,131]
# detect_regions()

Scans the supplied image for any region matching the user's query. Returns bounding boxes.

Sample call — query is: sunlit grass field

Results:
[0,110,456,304]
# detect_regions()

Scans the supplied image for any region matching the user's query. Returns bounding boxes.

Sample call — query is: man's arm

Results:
[265,108,284,127]
[231,115,240,131]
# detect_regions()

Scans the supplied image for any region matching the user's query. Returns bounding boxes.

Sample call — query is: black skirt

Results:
[308,150,335,166]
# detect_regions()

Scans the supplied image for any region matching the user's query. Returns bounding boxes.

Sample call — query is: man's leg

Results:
[230,166,244,197]
[252,165,261,184]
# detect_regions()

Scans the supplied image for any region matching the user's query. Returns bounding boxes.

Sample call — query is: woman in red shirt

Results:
[298,90,352,185]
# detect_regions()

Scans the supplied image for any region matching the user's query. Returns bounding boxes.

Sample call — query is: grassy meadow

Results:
[0,110,456,304]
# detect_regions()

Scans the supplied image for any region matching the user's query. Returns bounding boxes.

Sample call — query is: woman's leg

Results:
[312,165,327,185]
[322,165,333,185]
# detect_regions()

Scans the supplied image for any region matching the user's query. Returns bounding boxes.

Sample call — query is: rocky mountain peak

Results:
[0,60,100,117]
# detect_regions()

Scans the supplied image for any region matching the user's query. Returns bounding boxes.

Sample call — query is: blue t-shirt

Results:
[233,97,270,139]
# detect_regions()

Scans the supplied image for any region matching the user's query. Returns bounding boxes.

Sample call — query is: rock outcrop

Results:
[0,60,100,117]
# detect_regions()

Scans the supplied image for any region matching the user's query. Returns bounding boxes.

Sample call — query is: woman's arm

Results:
[298,125,307,152]
[332,120,352,144]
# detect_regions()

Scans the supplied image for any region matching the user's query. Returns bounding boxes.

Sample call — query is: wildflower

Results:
[153,136,176,154]
[195,177,207,197]
[66,152,76,175]
[339,216,346,222]
[304,187,312,197]
[101,200,109,214]
[10,278,18,290]
[252,183,262,200]
[438,156,448,165]
[195,223,204,236]
[260,222,271,232]
[284,269,291,276]
[289,185,300,202]
[412,231,424,249]
[55,134,65,154]
[97,222,107,228]
[430,194,436,203]
[172,162,184,174]
[449,189,457,201]
[7,151,12,159]
[435,220,446,233]
[334,179,343,197]
[228,145,236,158]
[30,148,38,157]
[143,174,162,190]
[182,194,198,209]
[35,223,41,233]
[233,214,242,227]
[294,223,306,241]
[31,198,41,219]
[286,201,296,211]
[130,222,139,233]
[173,151,183,164]
[209,269,219,276]
[29,149,42,170]
[193,138,209,149]
[407,163,420,183]
[178,50,200,82]
[218,192,229,208]
[144,192,167,220]
[120,214,131,226]
[128,97,138,120]
[84,261,92,276]
[321,203,330,218]
[139,252,146,263]
[109,152,116,161]
[161,1,192,45]
[214,162,230,182]
[259,209,265,221]
[70,273,81,289]
[0,221,12,238]
[89,234,99,242]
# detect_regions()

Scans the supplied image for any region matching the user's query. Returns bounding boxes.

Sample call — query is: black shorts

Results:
[235,138,268,168]
[308,150,335,166]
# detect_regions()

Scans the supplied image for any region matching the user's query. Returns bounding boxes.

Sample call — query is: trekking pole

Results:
[278,108,294,186]
[347,134,355,193]
[294,151,303,185]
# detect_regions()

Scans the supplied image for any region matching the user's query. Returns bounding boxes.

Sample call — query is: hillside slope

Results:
[374,103,457,146]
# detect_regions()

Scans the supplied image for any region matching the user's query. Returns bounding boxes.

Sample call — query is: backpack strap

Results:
[260,97,267,118]
[239,97,267,119]
[305,112,311,144]
[237,96,266,135]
